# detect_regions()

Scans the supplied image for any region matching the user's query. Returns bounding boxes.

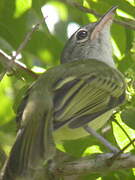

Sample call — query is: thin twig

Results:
[58,0,135,30]
[0,18,45,81]
[71,1,101,17]
[12,18,46,61]
[83,125,119,153]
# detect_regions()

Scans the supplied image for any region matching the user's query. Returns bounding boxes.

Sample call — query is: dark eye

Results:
[76,30,88,40]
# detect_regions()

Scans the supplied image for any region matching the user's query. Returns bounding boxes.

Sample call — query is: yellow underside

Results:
[53,110,113,143]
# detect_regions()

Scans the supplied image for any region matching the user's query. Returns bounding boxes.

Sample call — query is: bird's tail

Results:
[2,111,55,180]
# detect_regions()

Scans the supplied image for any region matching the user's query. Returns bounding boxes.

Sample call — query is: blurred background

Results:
[0,0,135,179]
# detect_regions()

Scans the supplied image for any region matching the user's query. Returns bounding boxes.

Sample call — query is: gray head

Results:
[60,7,117,68]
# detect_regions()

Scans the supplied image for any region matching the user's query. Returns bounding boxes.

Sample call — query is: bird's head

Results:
[60,6,117,67]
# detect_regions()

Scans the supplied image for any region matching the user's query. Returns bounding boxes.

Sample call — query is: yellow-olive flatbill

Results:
[2,6,126,180]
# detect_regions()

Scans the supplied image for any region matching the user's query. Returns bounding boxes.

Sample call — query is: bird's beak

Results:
[90,6,117,40]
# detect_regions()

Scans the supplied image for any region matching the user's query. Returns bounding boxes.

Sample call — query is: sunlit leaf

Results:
[113,113,135,151]
[14,0,32,18]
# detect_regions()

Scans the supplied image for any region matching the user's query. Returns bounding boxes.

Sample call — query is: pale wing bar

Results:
[53,71,125,130]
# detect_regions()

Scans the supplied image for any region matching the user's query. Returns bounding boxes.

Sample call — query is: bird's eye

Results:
[76,30,88,40]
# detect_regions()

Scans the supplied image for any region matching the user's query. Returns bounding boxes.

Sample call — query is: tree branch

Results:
[58,0,135,30]
[52,153,135,177]
[0,50,38,82]
[1,151,135,179]
[0,18,46,81]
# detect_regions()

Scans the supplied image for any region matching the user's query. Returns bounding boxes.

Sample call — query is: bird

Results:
[2,6,126,180]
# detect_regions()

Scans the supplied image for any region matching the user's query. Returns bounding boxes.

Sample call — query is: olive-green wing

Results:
[52,61,125,129]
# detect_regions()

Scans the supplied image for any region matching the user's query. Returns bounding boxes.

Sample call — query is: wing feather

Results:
[53,62,125,129]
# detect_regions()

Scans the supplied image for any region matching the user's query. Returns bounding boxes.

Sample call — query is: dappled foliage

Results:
[0,0,135,179]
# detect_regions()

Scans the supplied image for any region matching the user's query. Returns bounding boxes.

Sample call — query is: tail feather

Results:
[2,112,55,180]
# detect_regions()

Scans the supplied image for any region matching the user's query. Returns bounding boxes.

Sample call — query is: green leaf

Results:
[0,76,15,126]
[113,113,135,151]
[121,108,135,129]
